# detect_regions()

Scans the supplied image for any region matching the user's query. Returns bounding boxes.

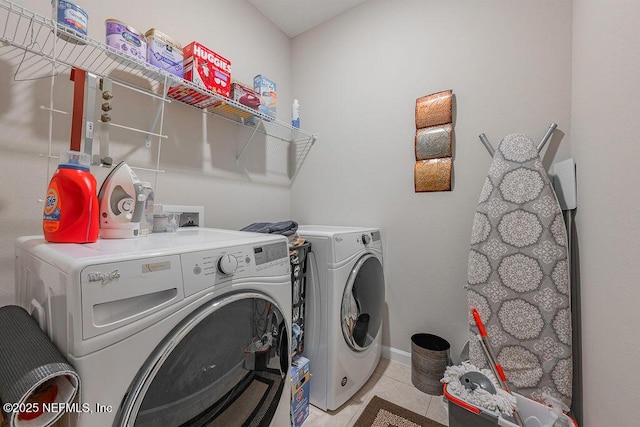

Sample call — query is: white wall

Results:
[0,0,293,306]
[291,0,573,362]
[571,1,640,425]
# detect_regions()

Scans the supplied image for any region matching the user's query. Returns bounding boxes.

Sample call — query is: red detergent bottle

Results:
[43,150,99,243]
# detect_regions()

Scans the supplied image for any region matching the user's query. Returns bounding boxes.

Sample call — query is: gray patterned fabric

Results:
[467,134,571,407]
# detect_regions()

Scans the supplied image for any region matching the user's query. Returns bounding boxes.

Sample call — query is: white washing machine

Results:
[14,228,292,427]
[297,226,385,411]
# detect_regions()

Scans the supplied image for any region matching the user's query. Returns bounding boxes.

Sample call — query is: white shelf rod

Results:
[39,105,68,115]
[110,79,172,103]
[107,122,168,139]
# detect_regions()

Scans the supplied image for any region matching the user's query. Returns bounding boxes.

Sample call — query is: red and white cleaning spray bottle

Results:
[43,150,99,243]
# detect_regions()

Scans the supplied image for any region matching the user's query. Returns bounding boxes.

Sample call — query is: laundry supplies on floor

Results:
[443,361,578,427]
[442,362,517,417]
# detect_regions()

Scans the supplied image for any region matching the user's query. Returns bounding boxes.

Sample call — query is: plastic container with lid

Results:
[139,182,154,236]
[105,19,146,62]
[43,150,99,243]
[145,28,183,78]
[51,0,88,44]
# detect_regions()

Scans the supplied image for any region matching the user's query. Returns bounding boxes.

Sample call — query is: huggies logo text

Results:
[193,44,231,73]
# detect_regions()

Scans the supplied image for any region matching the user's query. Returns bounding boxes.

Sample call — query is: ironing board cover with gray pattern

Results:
[467,134,571,406]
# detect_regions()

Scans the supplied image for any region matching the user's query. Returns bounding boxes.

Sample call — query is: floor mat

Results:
[353,395,445,427]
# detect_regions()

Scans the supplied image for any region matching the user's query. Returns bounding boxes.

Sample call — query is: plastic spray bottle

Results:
[43,150,99,243]
[292,99,300,128]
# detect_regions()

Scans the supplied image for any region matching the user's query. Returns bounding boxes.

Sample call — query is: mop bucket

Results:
[443,383,578,427]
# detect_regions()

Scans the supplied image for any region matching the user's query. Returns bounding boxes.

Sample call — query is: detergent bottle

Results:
[43,150,99,243]
[291,99,300,128]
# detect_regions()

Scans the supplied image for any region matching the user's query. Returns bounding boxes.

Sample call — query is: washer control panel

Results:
[180,241,290,297]
[254,241,288,268]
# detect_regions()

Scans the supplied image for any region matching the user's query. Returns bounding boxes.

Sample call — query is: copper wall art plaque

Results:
[415,123,453,160]
[415,90,453,129]
[414,158,452,192]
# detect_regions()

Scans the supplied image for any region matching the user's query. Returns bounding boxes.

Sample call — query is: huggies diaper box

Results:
[168,41,231,107]
[184,42,231,97]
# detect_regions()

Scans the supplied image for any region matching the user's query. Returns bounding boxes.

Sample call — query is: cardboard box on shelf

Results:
[253,74,277,118]
[230,82,261,110]
[290,356,310,427]
[211,82,261,120]
[145,28,183,79]
[168,41,231,107]
[184,41,232,95]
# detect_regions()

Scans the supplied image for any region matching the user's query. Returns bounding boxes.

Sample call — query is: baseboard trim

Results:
[381,345,411,366]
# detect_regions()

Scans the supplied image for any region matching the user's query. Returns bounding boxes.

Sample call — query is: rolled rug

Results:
[0,306,80,427]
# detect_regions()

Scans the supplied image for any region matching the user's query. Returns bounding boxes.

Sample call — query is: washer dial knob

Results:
[361,234,371,245]
[218,254,238,275]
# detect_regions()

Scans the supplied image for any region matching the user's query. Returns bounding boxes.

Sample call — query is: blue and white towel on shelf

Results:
[241,221,305,248]
[240,220,298,236]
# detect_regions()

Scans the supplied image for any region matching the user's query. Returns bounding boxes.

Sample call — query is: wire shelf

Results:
[0,0,317,180]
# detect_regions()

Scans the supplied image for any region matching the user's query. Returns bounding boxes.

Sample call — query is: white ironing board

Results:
[467,133,572,407]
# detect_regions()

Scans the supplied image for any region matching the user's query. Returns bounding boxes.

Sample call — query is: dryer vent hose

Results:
[0,305,80,427]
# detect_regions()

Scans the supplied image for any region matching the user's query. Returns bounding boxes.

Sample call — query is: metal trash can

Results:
[411,333,450,395]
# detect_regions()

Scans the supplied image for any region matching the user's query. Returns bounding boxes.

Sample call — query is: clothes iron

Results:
[98,161,145,239]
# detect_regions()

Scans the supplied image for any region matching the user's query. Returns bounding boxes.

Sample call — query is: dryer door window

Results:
[341,253,385,351]
[116,293,289,427]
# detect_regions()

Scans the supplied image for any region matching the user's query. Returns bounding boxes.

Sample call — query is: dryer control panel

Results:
[334,230,382,263]
[181,241,290,297]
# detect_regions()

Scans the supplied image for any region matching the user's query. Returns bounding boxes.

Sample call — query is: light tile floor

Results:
[303,358,449,426]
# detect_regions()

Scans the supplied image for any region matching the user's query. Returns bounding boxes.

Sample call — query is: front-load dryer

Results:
[297,225,385,411]
[14,228,292,427]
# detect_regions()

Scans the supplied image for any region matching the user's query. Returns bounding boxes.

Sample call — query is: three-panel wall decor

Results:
[414,90,454,192]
